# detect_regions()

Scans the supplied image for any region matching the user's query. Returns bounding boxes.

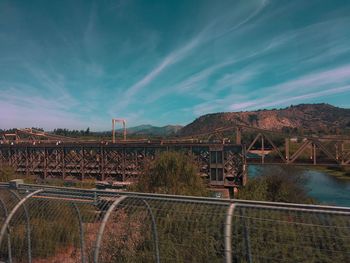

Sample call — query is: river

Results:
[248,165,350,207]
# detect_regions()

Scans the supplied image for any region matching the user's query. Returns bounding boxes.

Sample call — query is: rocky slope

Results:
[179,104,350,136]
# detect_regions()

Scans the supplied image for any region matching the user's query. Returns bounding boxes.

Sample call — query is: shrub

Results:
[238,166,316,204]
[0,166,16,182]
[133,151,209,196]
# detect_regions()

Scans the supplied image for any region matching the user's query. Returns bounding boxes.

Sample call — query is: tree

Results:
[134,151,209,196]
[132,152,222,262]
[248,114,258,126]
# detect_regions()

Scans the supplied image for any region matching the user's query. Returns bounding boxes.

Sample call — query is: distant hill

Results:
[119,124,183,136]
[179,104,350,136]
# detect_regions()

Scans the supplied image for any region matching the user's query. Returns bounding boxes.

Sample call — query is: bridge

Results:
[0,125,350,189]
[0,141,246,188]
[0,182,349,262]
[185,124,350,166]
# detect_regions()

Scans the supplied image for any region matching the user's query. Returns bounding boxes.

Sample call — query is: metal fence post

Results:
[142,200,160,263]
[0,189,43,263]
[94,196,127,263]
[224,203,236,263]
[243,213,253,263]
[9,190,35,263]
[72,203,86,263]
[0,197,12,263]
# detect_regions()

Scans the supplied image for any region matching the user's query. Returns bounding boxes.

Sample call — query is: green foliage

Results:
[0,166,16,182]
[232,207,350,263]
[0,166,38,184]
[53,128,92,137]
[180,103,350,137]
[238,166,316,204]
[248,114,258,125]
[90,209,154,263]
[134,151,209,196]
[0,167,96,188]
[0,199,81,261]
[234,167,350,262]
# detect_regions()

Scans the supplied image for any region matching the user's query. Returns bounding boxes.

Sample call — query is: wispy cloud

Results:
[1,0,350,129]
[229,85,350,111]
[227,65,350,111]
[267,64,350,95]
[110,0,271,114]
[110,32,206,114]
[214,0,270,39]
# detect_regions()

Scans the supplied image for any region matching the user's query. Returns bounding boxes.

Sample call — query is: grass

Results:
[0,166,96,188]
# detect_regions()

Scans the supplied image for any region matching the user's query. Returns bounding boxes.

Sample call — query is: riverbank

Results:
[310,166,350,180]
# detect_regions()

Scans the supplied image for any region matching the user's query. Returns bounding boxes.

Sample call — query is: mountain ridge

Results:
[179,103,350,136]
[118,124,183,136]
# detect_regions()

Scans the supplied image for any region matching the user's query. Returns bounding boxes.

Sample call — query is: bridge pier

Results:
[61,149,66,179]
[313,143,317,165]
[236,127,242,145]
[44,148,48,179]
[285,138,290,163]
[261,136,264,164]
[25,147,29,177]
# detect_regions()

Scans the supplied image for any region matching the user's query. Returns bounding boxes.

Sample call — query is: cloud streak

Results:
[227,64,350,112]
[1,0,350,129]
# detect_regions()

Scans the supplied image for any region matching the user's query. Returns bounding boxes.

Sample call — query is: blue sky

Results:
[1,0,350,130]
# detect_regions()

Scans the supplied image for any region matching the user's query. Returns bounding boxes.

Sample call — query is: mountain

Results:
[179,104,350,136]
[119,124,183,136]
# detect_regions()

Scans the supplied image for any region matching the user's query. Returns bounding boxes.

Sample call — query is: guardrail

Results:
[0,182,349,262]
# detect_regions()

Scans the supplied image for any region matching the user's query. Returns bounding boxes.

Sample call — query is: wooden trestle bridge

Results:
[0,126,350,188]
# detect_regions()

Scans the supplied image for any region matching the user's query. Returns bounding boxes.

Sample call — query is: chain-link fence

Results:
[0,182,349,263]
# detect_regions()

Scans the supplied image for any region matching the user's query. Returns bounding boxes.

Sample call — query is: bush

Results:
[0,166,16,182]
[238,166,316,204]
[133,151,209,196]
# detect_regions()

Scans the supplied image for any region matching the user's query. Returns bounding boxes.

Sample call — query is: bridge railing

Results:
[0,182,349,263]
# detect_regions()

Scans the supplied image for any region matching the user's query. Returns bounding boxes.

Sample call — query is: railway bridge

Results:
[0,141,246,188]
[1,125,350,188]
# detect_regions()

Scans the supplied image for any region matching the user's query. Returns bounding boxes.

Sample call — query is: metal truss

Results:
[0,143,246,187]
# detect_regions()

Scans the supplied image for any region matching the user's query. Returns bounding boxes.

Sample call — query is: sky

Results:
[1,0,350,130]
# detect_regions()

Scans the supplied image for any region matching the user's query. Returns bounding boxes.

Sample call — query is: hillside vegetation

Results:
[180,103,350,136]
[118,124,182,136]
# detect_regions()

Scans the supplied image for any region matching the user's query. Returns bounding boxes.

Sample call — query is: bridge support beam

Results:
[313,143,317,165]
[285,138,290,163]
[25,147,29,177]
[261,135,265,164]
[44,148,48,179]
[335,143,339,161]
[61,148,65,179]
[236,127,242,145]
